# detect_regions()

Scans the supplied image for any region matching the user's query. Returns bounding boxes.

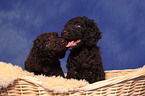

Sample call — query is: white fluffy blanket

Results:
[0,62,88,93]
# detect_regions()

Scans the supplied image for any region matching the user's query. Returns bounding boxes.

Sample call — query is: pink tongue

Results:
[66,41,74,47]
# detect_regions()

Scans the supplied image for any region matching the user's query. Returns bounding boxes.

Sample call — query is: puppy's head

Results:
[34,32,68,58]
[61,16,102,49]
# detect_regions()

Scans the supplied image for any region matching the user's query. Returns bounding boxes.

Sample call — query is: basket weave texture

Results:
[0,66,145,96]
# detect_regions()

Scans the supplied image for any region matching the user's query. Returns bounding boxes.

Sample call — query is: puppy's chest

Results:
[69,48,98,63]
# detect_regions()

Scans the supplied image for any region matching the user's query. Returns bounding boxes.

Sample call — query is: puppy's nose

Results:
[61,30,69,36]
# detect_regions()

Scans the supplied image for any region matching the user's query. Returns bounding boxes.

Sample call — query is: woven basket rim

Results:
[0,66,145,95]
[15,66,145,92]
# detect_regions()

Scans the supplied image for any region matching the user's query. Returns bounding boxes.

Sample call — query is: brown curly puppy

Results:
[61,16,105,83]
[25,32,67,77]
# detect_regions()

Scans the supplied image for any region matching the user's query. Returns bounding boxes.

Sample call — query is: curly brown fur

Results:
[25,32,68,77]
[61,16,105,83]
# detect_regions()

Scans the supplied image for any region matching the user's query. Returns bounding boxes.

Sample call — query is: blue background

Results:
[0,0,145,73]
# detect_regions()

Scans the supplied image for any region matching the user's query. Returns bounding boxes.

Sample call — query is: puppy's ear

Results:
[83,20,102,46]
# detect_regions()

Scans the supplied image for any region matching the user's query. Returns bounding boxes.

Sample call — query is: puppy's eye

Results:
[62,39,65,43]
[75,25,81,28]
[45,42,50,47]
[61,39,65,44]
[45,42,49,44]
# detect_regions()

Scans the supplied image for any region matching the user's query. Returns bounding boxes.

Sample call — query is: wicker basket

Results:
[0,67,145,96]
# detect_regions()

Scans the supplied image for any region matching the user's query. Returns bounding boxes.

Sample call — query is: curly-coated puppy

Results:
[25,32,67,77]
[61,16,105,83]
